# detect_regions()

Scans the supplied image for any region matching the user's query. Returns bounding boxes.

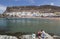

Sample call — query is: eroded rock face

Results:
[4,5,60,13]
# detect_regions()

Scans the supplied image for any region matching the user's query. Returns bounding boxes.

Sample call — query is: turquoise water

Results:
[0,18,60,35]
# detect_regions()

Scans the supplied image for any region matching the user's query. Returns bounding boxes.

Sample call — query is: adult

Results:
[37,31,42,39]
[41,30,46,39]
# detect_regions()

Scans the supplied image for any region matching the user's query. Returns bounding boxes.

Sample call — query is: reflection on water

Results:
[0,18,60,35]
[0,18,8,31]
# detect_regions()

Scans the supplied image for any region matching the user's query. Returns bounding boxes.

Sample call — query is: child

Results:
[32,33,36,39]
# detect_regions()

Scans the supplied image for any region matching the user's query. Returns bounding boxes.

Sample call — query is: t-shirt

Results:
[41,31,46,38]
[32,34,36,38]
[38,32,42,36]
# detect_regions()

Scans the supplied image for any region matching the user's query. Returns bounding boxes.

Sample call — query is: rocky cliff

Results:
[4,5,60,13]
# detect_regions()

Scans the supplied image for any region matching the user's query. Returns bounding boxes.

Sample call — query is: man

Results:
[41,30,46,39]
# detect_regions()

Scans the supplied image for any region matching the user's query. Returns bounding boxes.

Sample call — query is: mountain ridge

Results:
[4,5,60,13]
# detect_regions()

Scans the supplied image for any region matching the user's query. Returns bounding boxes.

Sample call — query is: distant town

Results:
[0,5,60,18]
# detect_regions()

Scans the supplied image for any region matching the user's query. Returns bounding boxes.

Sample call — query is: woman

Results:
[37,31,42,39]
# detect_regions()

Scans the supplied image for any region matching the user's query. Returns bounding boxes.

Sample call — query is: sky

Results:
[0,0,60,13]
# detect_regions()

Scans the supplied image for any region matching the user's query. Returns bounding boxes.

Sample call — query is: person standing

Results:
[37,31,42,39]
[32,33,36,39]
[41,30,46,39]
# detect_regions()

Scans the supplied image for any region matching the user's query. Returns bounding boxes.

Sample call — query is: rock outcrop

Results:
[4,5,60,13]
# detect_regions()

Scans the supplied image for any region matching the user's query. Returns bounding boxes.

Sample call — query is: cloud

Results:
[50,3,54,5]
[24,0,35,4]
[27,0,35,4]
[8,0,35,4]
[15,0,35,4]
[0,4,6,13]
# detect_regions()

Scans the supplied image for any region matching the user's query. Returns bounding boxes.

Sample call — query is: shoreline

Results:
[5,17,60,20]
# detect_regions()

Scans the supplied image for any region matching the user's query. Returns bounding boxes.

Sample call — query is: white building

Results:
[39,13,56,17]
[6,12,56,17]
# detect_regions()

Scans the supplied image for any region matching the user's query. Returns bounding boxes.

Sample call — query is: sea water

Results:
[0,18,60,35]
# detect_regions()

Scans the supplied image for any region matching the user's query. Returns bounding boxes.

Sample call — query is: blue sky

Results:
[0,0,60,13]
